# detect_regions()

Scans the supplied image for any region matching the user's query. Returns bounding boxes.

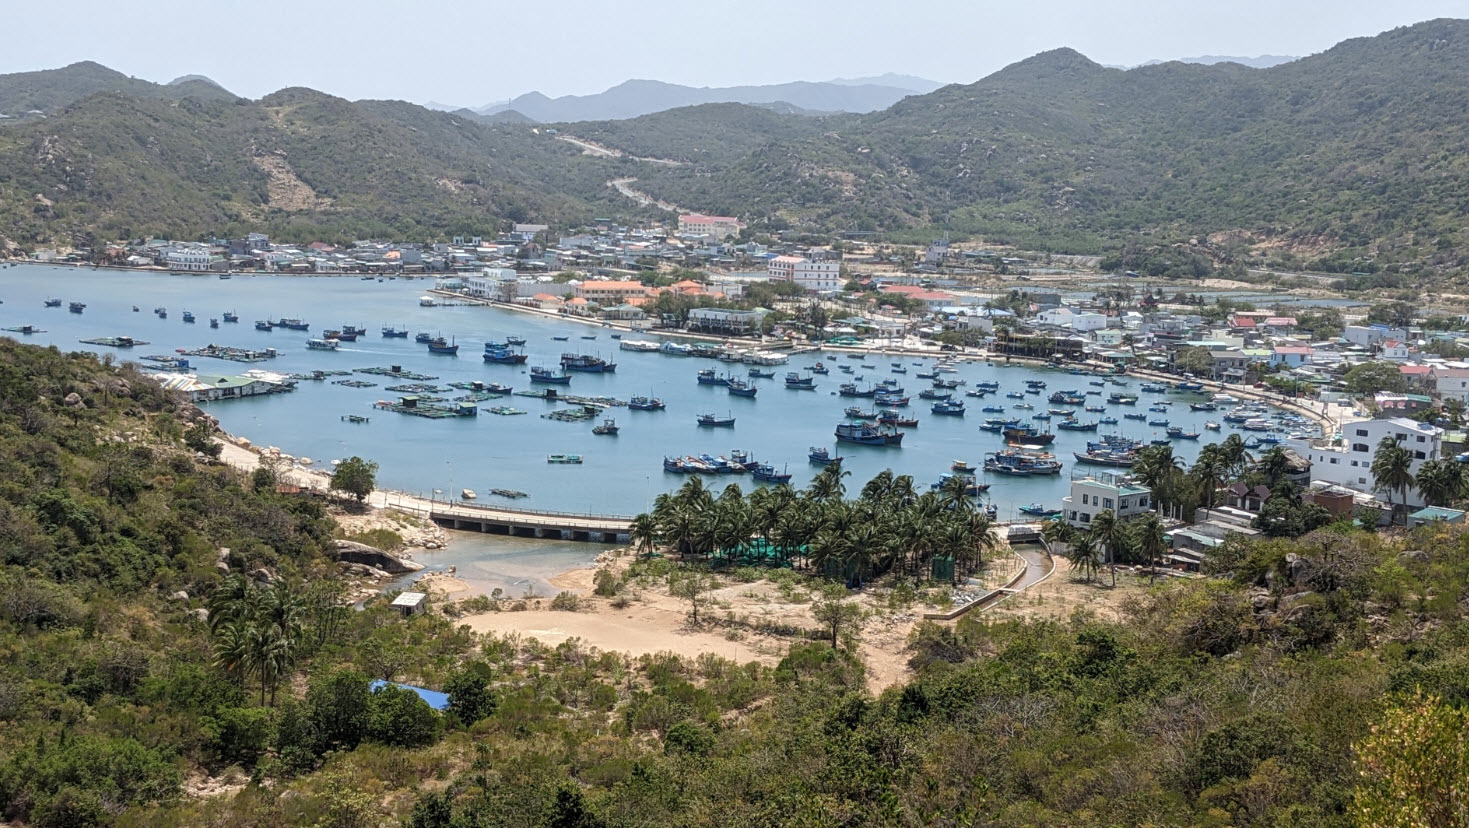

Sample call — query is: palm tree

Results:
[1371,437,1416,523]
[860,470,894,503]
[1067,531,1103,583]
[1132,445,1184,514]
[629,512,659,557]
[1415,458,1464,508]
[807,463,850,504]
[1190,443,1229,508]
[1256,446,1295,490]
[1131,513,1168,584]
[207,574,256,634]
[1219,433,1253,479]
[1446,398,1467,428]
[1040,516,1074,557]
[1087,509,1127,585]
[212,619,255,687]
[938,474,976,514]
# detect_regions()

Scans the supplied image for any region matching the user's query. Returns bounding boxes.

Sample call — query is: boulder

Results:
[250,567,277,584]
[1400,549,1429,563]
[191,608,209,623]
[332,539,425,575]
[215,561,230,575]
[170,590,190,602]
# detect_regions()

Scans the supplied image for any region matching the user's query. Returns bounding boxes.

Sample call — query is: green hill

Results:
[0,61,238,117]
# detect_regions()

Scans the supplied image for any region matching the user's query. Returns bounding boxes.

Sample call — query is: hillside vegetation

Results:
[0,338,1465,825]
[0,61,238,116]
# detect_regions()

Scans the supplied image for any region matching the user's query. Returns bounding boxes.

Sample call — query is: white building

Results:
[1432,365,1469,404]
[1062,472,1153,529]
[767,255,841,292]
[1289,417,1445,509]
[677,214,740,239]
[465,268,517,299]
[165,245,211,272]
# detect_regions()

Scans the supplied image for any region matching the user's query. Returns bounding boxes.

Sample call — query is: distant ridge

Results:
[0,61,236,116]
[1136,54,1300,69]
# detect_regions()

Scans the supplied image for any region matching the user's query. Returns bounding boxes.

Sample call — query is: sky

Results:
[7,0,1469,106]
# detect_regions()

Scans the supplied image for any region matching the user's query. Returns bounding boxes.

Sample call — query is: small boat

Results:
[918,389,951,400]
[877,409,919,427]
[809,446,842,466]
[506,335,527,346]
[490,488,529,499]
[748,368,776,379]
[784,372,816,389]
[547,454,583,464]
[751,464,792,484]
[43,298,62,307]
[182,311,196,323]
[223,311,239,323]
[1166,427,1200,440]
[382,326,409,338]
[952,459,976,474]
[132,306,140,312]
[1099,416,1119,425]
[1205,421,1222,430]
[1014,402,1034,410]
[698,413,736,427]
[340,414,370,424]
[891,366,907,374]
[415,332,433,343]
[580,335,597,340]
[553,335,571,341]
[930,473,991,496]
[876,395,910,407]
[844,407,878,420]
[68,302,85,314]
[461,489,477,500]
[811,362,829,374]
[1148,418,1170,427]
[839,383,876,398]
[1057,419,1098,431]
[592,418,620,435]
[981,405,1006,413]
[726,379,758,397]
[306,338,339,351]
[277,318,309,331]
[835,421,904,446]
[427,336,459,355]
[629,396,666,410]
[1123,413,1147,421]
[1018,503,1059,517]
[254,320,273,331]
[1189,402,1218,412]
[209,318,219,328]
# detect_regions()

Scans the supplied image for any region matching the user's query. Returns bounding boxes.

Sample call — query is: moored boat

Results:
[592,418,620,435]
[835,421,904,446]
[629,395,667,410]
[547,454,583,464]
[698,413,736,427]
[808,446,842,465]
[427,336,459,355]
[530,366,572,384]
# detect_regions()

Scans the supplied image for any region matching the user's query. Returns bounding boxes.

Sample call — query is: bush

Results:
[445,666,496,726]
[367,685,441,748]
[550,591,583,611]
[592,569,621,597]
[305,669,371,752]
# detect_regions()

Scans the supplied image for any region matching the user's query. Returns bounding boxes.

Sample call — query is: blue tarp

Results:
[369,679,450,710]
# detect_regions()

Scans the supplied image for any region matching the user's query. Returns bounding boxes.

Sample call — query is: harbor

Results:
[0,267,1324,520]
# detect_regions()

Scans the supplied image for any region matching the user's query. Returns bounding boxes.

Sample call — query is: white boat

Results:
[419,296,437,307]
[659,342,694,356]
[461,489,477,500]
[305,338,339,350]
[1212,393,1239,403]
[619,339,662,352]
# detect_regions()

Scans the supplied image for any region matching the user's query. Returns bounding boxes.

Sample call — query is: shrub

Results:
[592,569,621,597]
[367,685,441,748]
[550,591,583,611]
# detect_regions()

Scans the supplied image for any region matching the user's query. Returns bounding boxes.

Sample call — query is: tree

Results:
[367,684,441,748]
[306,669,372,752]
[1087,510,1128,583]
[629,512,659,557]
[668,570,717,625]
[1174,345,1214,376]
[330,456,379,502]
[1344,361,1407,395]
[1353,692,1469,827]
[444,666,496,726]
[1131,513,1168,583]
[811,583,865,652]
[1414,458,1464,508]
[1067,531,1103,583]
[1371,437,1416,522]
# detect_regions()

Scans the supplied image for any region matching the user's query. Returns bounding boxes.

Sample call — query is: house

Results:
[1432,365,1469,404]
[575,280,649,304]
[1373,393,1434,414]
[1223,483,1272,514]
[1288,418,1445,508]
[686,307,766,335]
[1271,345,1314,368]
[464,268,517,299]
[599,304,646,321]
[1208,349,1250,381]
[1062,473,1152,530]
[156,373,293,402]
[165,245,212,272]
[1407,506,1467,529]
[677,214,740,240]
[389,592,429,617]
[1378,339,1412,361]
[768,256,842,292]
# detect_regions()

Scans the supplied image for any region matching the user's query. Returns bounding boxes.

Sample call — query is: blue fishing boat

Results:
[561,353,616,372]
[278,318,309,331]
[1140,383,1168,392]
[918,389,951,400]
[835,421,904,446]
[752,463,792,483]
[1018,503,1061,516]
[839,383,876,398]
[844,407,877,420]
[978,418,1019,433]
[381,326,408,338]
[878,409,919,427]
[932,400,966,416]
[875,395,909,407]
[427,336,459,355]
[1099,416,1119,425]
[748,368,776,379]
[698,412,736,427]
[985,449,1063,476]
[1124,412,1148,421]
[505,335,527,346]
[784,372,816,389]
[68,302,85,314]
[552,336,570,341]
[1033,413,1052,421]
[1002,424,1055,445]
[726,379,758,397]
[254,320,273,330]
[530,366,571,384]
[808,446,842,465]
[975,381,1000,391]
[1057,419,1098,431]
[1175,381,1205,392]
[697,369,729,386]
[181,311,196,323]
[891,366,907,374]
[1147,418,1170,426]
[930,473,991,496]
[810,362,829,374]
[483,345,527,364]
[343,325,367,338]
[1108,393,1138,404]
[981,405,1006,413]
[44,298,62,307]
[1166,426,1200,440]
[629,395,666,410]
[1006,391,1026,399]
[209,318,219,328]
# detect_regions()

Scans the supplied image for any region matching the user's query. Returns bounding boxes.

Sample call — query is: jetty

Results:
[2,326,44,334]
[287,370,351,380]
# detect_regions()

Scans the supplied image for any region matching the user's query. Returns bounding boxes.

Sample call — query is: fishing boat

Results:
[592,418,620,435]
[1147,418,1170,427]
[1205,421,1222,431]
[875,395,909,407]
[1033,413,1053,421]
[154,307,167,317]
[330,329,358,342]
[561,353,616,372]
[580,335,597,340]
[698,413,736,427]
[1018,503,1060,516]
[918,389,951,400]
[1025,380,1047,389]
[483,344,528,364]
[427,336,459,355]
[1108,393,1138,404]
[660,342,694,356]
[180,311,195,323]
[1167,426,1200,440]
[981,404,1006,413]
[839,383,877,398]
[933,378,961,390]
[1002,424,1055,445]
[915,371,937,380]
[877,409,919,427]
[748,367,776,379]
[68,302,85,314]
[1189,402,1217,412]
[784,372,816,389]
[342,325,366,339]
[209,318,219,328]
[254,320,273,331]
[974,381,1000,391]
[490,488,529,499]
[930,474,991,496]
[810,362,829,374]
[891,366,907,374]
[951,459,976,474]
[985,448,1063,476]
[547,454,583,464]
[223,311,239,323]
[306,338,340,351]
[1123,412,1148,421]
[1175,381,1205,392]
[1085,405,1107,413]
[835,421,904,446]
[414,332,433,343]
[552,336,570,341]
[1099,416,1119,425]
[751,464,792,484]
[380,326,408,338]
[530,366,572,384]
[505,335,527,346]
[341,414,370,424]
[979,418,1019,433]
[1057,419,1098,431]
[696,369,728,386]
[844,407,878,420]
[809,446,842,465]
[726,379,758,397]
[43,298,61,307]
[629,396,666,410]
[1014,403,1034,410]
[1140,383,1168,393]
[277,318,309,331]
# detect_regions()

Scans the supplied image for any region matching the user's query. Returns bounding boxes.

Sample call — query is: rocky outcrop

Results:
[332,540,424,575]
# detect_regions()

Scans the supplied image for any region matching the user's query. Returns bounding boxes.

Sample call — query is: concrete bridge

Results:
[424,501,632,543]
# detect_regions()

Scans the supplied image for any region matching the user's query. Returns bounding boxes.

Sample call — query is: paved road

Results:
[1008,544,1056,592]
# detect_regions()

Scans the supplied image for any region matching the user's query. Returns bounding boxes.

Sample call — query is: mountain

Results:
[475,78,922,122]
[827,73,947,93]
[0,61,236,117]
[1139,54,1299,69]
[620,19,1469,273]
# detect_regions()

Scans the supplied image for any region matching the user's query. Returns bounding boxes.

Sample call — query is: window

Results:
[1352,460,1359,467]
[1139,496,1148,508]
[1416,451,1426,460]
[1352,443,1370,453]
[1104,498,1114,509]
[1355,429,1368,437]
[1080,513,1091,523]
[1359,478,1367,485]
[1331,458,1339,464]
[1081,493,1089,505]
[1417,435,1426,442]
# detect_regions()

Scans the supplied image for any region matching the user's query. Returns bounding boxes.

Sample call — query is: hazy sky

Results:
[8,0,1469,105]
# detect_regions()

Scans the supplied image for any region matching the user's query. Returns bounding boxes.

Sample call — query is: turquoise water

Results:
[0,265,1302,520]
